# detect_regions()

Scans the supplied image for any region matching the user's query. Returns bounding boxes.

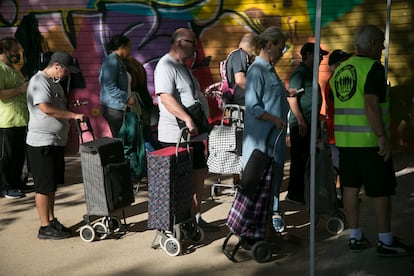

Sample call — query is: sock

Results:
[378,232,393,245]
[195,212,201,223]
[350,228,362,240]
[336,188,342,199]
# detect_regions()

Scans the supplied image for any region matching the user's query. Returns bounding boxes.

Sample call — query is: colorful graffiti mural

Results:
[1,0,413,150]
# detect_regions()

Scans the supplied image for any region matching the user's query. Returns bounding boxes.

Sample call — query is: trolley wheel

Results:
[326,217,345,235]
[80,225,95,242]
[190,225,205,243]
[337,210,346,223]
[211,185,221,198]
[173,224,186,241]
[93,222,108,240]
[159,236,167,249]
[164,237,181,257]
[251,241,272,263]
[106,217,121,232]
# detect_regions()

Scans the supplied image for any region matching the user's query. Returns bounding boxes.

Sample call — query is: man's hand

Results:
[184,118,198,135]
[377,136,391,161]
[298,119,309,136]
[74,113,87,122]
[127,95,136,106]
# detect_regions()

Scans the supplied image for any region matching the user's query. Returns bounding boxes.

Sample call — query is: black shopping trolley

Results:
[222,127,285,263]
[76,117,135,242]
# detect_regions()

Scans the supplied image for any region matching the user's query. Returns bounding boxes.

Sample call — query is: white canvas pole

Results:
[309,0,323,275]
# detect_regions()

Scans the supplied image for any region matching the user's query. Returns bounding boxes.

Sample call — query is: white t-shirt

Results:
[154,53,207,143]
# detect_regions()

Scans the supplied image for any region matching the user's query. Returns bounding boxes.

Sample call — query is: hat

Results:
[300,42,329,57]
[50,51,80,73]
[328,49,354,66]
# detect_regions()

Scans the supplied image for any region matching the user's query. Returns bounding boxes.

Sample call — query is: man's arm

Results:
[158,93,197,134]
[0,82,27,100]
[287,96,308,136]
[234,72,246,89]
[364,94,390,161]
[38,102,85,121]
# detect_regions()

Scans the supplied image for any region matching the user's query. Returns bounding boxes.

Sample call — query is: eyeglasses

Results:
[181,39,196,46]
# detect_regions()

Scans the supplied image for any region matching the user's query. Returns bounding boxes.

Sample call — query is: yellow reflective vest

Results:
[330,56,389,147]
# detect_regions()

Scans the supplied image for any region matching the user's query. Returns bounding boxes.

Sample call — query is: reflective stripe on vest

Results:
[330,57,390,147]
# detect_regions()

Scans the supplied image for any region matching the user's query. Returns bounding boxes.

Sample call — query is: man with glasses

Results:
[154,28,219,232]
[286,42,329,205]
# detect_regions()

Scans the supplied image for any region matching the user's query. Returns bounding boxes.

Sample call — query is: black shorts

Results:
[338,147,397,197]
[27,145,65,194]
[159,141,207,170]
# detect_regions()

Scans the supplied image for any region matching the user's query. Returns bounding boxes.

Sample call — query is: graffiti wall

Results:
[1,0,413,149]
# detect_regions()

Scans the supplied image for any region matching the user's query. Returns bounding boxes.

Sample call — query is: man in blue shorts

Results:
[26,51,86,240]
[330,25,412,256]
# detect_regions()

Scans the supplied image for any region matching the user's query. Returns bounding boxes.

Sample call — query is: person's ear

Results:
[266,41,272,52]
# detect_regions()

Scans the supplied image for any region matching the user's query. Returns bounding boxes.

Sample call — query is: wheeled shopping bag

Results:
[207,104,243,199]
[76,118,135,242]
[147,128,204,256]
[304,121,345,235]
[222,128,285,263]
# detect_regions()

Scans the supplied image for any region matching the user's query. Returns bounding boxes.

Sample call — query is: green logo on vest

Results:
[333,64,357,102]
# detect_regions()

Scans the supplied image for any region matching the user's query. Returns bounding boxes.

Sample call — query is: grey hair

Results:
[354,25,384,52]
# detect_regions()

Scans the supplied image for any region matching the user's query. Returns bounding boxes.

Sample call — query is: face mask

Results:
[7,53,21,64]
[52,77,61,84]
[53,65,66,83]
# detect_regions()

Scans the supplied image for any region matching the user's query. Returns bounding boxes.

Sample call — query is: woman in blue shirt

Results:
[243,27,296,231]
[99,34,136,137]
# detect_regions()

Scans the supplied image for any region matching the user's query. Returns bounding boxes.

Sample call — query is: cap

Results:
[50,51,80,73]
[328,49,354,66]
[300,42,329,57]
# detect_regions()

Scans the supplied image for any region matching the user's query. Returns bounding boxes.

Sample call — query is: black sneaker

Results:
[1,189,24,199]
[377,237,414,257]
[38,223,71,240]
[17,184,35,193]
[50,218,72,234]
[349,235,370,252]
[197,217,220,232]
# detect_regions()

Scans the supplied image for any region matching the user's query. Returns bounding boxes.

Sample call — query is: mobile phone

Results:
[78,100,89,105]
[296,88,304,95]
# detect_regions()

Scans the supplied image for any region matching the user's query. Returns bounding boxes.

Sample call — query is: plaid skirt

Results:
[226,163,272,239]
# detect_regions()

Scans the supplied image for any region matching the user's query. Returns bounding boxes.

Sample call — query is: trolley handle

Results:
[265,126,285,159]
[221,104,243,127]
[75,116,95,143]
[175,127,191,157]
